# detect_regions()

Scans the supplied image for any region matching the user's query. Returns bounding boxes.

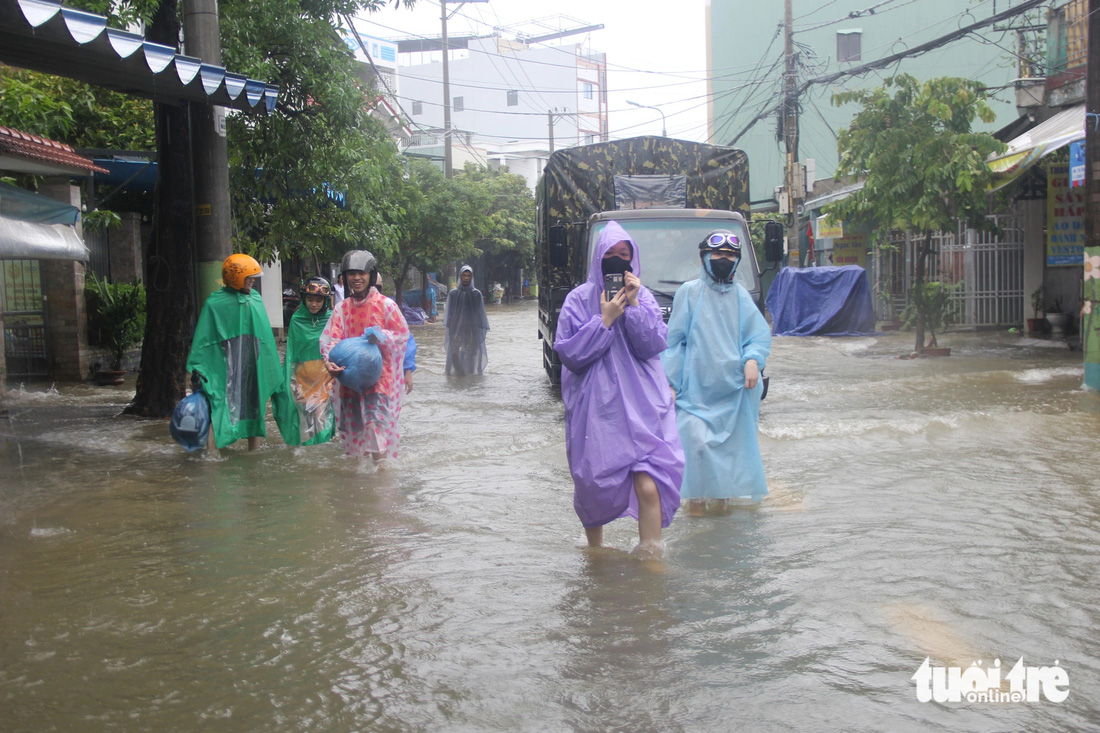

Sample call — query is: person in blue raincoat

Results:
[554,221,684,556]
[661,229,772,515]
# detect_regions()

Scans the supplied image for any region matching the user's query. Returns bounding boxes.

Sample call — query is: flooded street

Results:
[2,300,1098,732]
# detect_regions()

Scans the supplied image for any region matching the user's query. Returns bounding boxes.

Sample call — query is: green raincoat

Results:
[186,286,290,449]
[276,299,335,445]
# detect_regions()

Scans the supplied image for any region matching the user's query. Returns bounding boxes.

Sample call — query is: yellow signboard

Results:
[832,234,867,268]
[1047,163,1084,266]
[817,215,844,239]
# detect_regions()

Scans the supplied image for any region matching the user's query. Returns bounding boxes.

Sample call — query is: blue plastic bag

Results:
[170,390,211,452]
[329,326,386,393]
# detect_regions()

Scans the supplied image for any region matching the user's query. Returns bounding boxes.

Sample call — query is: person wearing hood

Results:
[553,221,684,556]
[660,229,772,515]
[320,250,410,464]
[186,253,292,451]
[277,277,336,446]
[444,265,489,376]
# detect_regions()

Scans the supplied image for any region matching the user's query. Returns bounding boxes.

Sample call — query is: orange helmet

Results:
[222,253,262,291]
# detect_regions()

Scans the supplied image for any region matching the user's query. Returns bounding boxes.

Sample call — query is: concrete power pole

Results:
[182,0,232,302]
[782,0,802,268]
[1085,0,1100,390]
[441,0,453,179]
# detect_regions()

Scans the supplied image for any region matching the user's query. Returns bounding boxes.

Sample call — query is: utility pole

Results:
[782,0,802,268]
[548,109,555,154]
[182,0,232,301]
[1084,0,1100,390]
[441,0,453,179]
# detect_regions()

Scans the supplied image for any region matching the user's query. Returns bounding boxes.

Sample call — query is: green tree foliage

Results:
[457,163,536,272]
[219,0,409,265]
[826,74,1006,353]
[381,157,487,302]
[0,69,154,151]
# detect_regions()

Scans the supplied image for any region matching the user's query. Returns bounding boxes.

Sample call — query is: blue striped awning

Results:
[0,0,278,115]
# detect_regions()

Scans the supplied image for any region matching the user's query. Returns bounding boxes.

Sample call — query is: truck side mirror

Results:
[763,221,784,263]
[549,225,569,268]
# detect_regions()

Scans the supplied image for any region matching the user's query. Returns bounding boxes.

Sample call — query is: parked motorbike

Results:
[282,287,299,325]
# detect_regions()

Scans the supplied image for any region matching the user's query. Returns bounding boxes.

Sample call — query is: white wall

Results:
[399,38,605,152]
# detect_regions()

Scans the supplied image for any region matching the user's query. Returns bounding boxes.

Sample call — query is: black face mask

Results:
[601,256,633,277]
[708,256,738,282]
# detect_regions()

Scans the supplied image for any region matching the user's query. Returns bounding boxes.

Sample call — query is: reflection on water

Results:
[1,304,1098,731]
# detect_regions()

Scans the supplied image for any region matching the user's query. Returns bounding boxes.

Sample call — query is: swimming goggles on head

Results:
[704,232,741,250]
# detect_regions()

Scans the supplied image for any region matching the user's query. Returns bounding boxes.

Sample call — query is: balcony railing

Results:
[1047,0,1087,74]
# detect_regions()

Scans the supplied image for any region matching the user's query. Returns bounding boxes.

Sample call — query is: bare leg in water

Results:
[584,472,663,556]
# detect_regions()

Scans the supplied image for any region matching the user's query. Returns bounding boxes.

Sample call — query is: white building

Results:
[397,35,608,188]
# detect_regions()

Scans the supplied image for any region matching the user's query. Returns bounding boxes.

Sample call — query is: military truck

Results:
[535,135,779,384]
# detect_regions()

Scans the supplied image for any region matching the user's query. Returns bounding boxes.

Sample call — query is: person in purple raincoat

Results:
[554,221,684,556]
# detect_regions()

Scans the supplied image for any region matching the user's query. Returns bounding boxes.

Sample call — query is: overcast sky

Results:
[353,0,710,142]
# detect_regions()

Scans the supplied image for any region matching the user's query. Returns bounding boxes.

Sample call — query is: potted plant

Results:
[1044,296,1069,336]
[1027,286,1046,333]
[85,272,146,385]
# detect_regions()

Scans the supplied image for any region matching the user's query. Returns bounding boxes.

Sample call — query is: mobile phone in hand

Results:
[604,273,624,301]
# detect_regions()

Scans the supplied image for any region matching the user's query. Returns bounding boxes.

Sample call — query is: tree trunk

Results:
[125,1,195,418]
[913,232,930,354]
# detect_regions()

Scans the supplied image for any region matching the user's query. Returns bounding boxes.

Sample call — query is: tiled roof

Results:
[0,125,109,174]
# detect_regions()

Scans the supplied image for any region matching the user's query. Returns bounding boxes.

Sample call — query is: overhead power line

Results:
[727,0,1049,146]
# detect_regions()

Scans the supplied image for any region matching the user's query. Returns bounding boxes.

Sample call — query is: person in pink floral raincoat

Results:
[321,250,409,464]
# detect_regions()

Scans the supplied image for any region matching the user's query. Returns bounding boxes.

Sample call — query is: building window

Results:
[837,30,861,62]
[411,100,422,115]
[507,90,518,107]
[454,96,464,112]
[583,82,594,100]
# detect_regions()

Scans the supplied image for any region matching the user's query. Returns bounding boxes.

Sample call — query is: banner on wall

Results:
[1047,163,1084,266]
[832,233,867,268]
[816,216,843,239]
[1070,140,1085,188]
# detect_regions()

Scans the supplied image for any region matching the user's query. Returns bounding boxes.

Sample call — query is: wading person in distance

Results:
[553,221,684,558]
[187,253,291,452]
[320,250,409,466]
[661,229,772,515]
[444,265,489,376]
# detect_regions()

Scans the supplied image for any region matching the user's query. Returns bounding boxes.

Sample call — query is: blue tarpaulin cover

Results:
[765,265,876,336]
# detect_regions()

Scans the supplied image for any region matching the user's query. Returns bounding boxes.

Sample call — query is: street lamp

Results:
[626,99,666,137]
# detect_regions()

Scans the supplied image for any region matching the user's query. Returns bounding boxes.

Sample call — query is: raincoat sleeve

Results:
[738,286,771,370]
[319,302,347,360]
[661,283,694,393]
[443,290,456,328]
[554,288,614,374]
[403,332,417,372]
[478,298,490,331]
[372,298,408,359]
[621,287,668,362]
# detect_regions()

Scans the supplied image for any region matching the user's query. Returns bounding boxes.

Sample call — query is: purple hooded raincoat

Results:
[554,221,684,529]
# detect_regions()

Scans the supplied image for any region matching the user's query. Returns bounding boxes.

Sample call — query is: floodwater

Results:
[1,301,1098,732]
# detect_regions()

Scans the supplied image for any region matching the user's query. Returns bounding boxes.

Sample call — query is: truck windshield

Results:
[589,218,756,300]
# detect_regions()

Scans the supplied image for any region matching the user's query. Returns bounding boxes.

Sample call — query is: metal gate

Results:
[874,214,1025,328]
[1,259,50,378]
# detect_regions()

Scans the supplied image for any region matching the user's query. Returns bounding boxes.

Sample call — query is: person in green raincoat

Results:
[186,253,291,451]
[277,276,336,445]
